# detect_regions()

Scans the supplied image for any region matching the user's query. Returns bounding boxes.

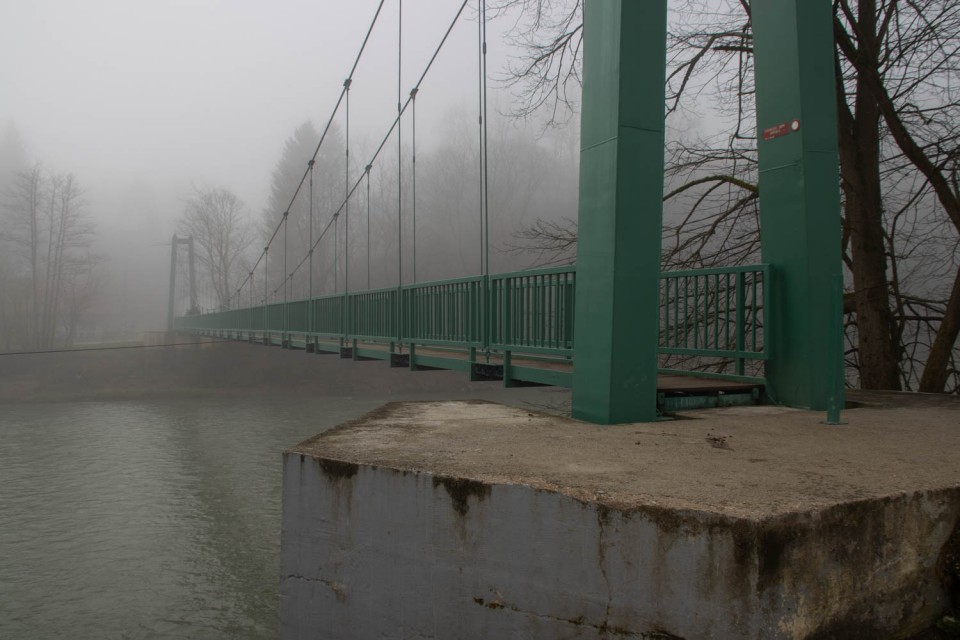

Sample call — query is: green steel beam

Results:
[752,0,844,412]
[659,391,759,414]
[409,354,472,373]
[572,0,668,424]
[353,346,392,361]
[507,365,572,389]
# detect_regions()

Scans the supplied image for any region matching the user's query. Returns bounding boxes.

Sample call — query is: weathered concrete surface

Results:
[281,397,960,639]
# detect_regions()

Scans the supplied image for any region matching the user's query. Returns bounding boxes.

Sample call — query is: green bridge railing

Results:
[176,264,769,387]
[659,264,770,382]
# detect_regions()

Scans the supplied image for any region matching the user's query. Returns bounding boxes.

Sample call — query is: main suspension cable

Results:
[366,164,372,290]
[280,0,471,293]
[345,77,352,299]
[482,0,490,279]
[308,158,315,310]
[477,0,485,276]
[398,0,404,297]
[227,0,387,307]
[411,86,418,283]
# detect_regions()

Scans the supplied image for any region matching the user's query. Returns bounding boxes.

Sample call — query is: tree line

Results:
[0,125,101,351]
[176,108,578,314]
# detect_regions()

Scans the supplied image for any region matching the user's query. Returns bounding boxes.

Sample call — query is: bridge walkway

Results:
[197,328,764,414]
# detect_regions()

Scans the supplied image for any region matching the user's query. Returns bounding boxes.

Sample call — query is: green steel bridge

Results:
[176,0,845,424]
[177,264,770,412]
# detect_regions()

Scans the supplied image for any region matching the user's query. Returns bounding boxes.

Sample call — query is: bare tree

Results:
[41,173,95,347]
[6,164,44,345]
[494,0,583,127]
[502,0,960,393]
[178,186,254,311]
[834,0,960,391]
[4,165,98,349]
[259,122,345,300]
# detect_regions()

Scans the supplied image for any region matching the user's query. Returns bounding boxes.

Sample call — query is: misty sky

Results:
[1,0,509,210]
[1,0,521,328]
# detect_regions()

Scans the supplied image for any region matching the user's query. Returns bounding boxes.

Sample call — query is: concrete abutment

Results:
[280,399,960,639]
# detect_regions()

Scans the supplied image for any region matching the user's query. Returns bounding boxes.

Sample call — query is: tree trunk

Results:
[835,2,902,389]
[919,264,960,393]
[24,166,42,350]
[835,12,960,392]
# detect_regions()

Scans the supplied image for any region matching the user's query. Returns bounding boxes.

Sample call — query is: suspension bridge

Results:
[174,0,845,425]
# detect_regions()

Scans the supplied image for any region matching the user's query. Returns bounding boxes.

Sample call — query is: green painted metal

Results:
[403,276,484,347]
[657,368,766,386]
[315,340,341,355]
[184,0,855,416]
[489,266,576,356]
[353,346,392,361]
[659,265,769,367]
[410,353,472,373]
[350,287,398,341]
[658,391,759,413]
[507,364,572,389]
[571,0,668,424]
[752,0,844,412]
[177,262,769,392]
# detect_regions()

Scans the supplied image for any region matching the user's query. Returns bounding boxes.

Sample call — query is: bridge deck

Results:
[351,342,760,393]
[215,331,764,412]
[655,375,762,395]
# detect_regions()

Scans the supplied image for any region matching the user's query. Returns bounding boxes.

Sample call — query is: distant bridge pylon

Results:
[166,234,198,332]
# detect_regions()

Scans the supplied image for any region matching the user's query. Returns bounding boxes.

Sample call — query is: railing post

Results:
[482,274,491,357]
[343,292,348,345]
[263,246,269,346]
[735,271,746,376]
[566,273,575,351]
[501,276,511,348]
[396,286,403,349]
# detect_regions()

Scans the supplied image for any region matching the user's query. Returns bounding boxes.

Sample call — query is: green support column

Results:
[752,0,844,412]
[572,0,668,424]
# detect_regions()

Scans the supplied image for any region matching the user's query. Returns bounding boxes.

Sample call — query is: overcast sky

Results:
[1,0,510,213]
[1,0,522,327]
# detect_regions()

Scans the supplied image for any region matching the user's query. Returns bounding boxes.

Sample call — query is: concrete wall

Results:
[280,452,959,639]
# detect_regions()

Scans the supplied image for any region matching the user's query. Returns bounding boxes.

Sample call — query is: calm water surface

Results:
[0,386,565,640]
[0,395,406,640]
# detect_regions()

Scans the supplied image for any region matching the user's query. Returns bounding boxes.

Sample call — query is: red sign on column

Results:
[762,119,801,141]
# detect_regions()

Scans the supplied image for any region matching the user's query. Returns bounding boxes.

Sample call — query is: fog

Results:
[2,0,564,339]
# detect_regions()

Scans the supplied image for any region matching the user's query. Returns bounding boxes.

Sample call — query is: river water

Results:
[0,388,564,639]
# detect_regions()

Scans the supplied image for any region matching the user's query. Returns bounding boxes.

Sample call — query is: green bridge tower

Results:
[572,0,845,424]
